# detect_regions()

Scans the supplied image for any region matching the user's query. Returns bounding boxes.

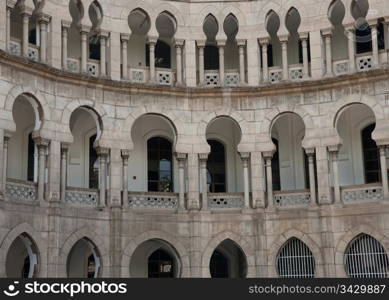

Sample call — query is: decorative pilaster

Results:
[328,145,341,204]
[121,149,130,207]
[21,8,33,57]
[2,135,10,196]
[199,153,208,210]
[263,151,274,208]
[369,20,379,68]
[37,13,51,63]
[33,137,50,202]
[240,152,250,209]
[96,147,109,208]
[197,40,205,85]
[61,21,71,70]
[175,39,184,86]
[345,25,356,73]
[120,34,130,79]
[280,35,289,80]
[299,32,309,78]
[175,152,187,210]
[237,39,246,84]
[322,28,333,76]
[148,36,158,83]
[259,37,269,83]
[379,146,389,200]
[217,40,226,85]
[79,25,90,73]
[60,143,69,202]
[99,31,109,77]
[305,148,317,206]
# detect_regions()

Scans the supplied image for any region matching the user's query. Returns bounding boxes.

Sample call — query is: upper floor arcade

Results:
[2,0,389,87]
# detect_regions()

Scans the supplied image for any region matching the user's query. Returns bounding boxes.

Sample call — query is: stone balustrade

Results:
[128,192,179,209]
[341,184,384,203]
[208,193,244,209]
[5,179,37,202]
[273,190,311,208]
[65,187,99,207]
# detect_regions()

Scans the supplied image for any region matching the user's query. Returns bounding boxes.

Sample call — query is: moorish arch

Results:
[201,231,256,278]
[58,227,110,277]
[121,230,190,278]
[334,224,389,277]
[267,229,324,277]
[153,4,186,38]
[0,223,47,277]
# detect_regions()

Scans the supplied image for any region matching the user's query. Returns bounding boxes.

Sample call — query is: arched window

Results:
[362,123,380,183]
[210,250,229,278]
[356,23,372,54]
[271,138,280,191]
[148,249,174,278]
[89,134,99,189]
[89,35,100,60]
[345,234,389,278]
[27,133,35,182]
[146,41,171,69]
[204,45,219,70]
[207,139,226,193]
[378,21,385,50]
[147,137,173,192]
[276,237,315,278]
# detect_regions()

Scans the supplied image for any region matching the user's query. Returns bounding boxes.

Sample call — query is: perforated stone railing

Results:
[87,60,100,77]
[341,184,383,203]
[65,187,99,206]
[27,45,39,62]
[356,55,373,72]
[5,179,37,201]
[289,65,304,81]
[208,193,244,209]
[129,67,148,83]
[67,57,80,73]
[9,39,21,56]
[224,71,240,86]
[205,71,219,86]
[333,59,349,76]
[269,67,283,84]
[128,192,178,209]
[273,190,311,208]
[156,69,174,86]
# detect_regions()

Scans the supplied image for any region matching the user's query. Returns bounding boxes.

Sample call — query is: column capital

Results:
[61,20,72,29]
[239,152,250,160]
[95,146,109,156]
[61,142,70,151]
[279,34,289,43]
[196,40,206,48]
[33,137,50,147]
[147,36,158,45]
[237,39,246,47]
[298,31,309,40]
[367,18,379,27]
[321,27,333,37]
[121,149,130,159]
[262,150,275,159]
[174,39,185,47]
[98,30,109,39]
[120,33,130,42]
[37,13,51,24]
[198,153,209,161]
[327,144,341,153]
[216,39,226,47]
[304,148,315,155]
[79,25,91,34]
[258,36,270,45]
[175,152,187,161]
[19,5,33,16]
[6,0,17,9]
[344,23,355,32]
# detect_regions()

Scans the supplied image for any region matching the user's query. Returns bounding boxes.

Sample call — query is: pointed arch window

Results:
[89,134,99,189]
[362,123,380,183]
[27,133,35,182]
[146,41,171,69]
[207,139,226,193]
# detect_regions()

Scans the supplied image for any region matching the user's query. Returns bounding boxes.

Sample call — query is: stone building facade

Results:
[1,0,389,278]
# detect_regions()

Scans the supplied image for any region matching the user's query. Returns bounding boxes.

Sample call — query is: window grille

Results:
[345,234,389,278]
[276,237,315,278]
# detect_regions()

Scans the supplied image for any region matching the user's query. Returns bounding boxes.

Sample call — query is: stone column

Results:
[246,38,260,86]
[250,151,266,208]
[217,40,226,85]
[38,13,50,63]
[316,146,332,205]
[176,153,187,210]
[259,38,269,83]
[96,147,109,208]
[120,34,130,80]
[99,31,108,77]
[197,40,205,85]
[199,153,208,210]
[305,148,317,206]
[322,29,333,76]
[280,35,289,80]
[21,10,32,57]
[346,25,356,73]
[237,39,246,84]
[61,21,70,70]
[121,150,129,207]
[328,146,341,204]
[240,152,250,209]
[175,39,184,86]
[369,21,379,67]
[299,32,309,78]
[263,151,274,208]
[148,36,157,83]
[60,144,68,202]
[6,6,11,51]
[379,146,389,200]
[187,153,200,210]
[2,134,10,195]
[34,138,49,202]
[80,25,90,73]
